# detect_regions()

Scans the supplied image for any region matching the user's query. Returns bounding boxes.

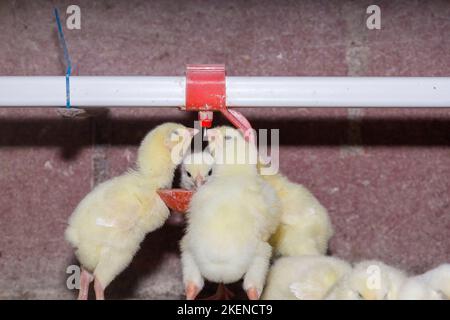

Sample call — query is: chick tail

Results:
[65,225,80,248]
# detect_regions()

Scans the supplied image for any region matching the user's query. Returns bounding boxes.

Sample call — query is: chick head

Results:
[163,123,199,165]
[180,150,214,190]
[330,260,406,300]
[206,126,258,166]
[137,123,199,174]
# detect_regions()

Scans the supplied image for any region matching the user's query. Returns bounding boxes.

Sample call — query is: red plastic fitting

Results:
[185,64,226,112]
[156,65,257,215]
[185,64,254,141]
[186,64,226,128]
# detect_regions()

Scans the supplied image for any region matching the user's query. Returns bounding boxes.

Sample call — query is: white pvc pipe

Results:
[0,76,185,107]
[227,77,450,107]
[0,76,449,107]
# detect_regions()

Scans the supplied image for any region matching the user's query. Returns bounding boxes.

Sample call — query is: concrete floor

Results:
[0,0,449,299]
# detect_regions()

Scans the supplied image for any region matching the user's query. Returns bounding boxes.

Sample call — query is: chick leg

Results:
[186,282,200,300]
[94,277,105,300]
[243,242,272,300]
[93,248,134,300]
[77,268,93,300]
[181,246,204,300]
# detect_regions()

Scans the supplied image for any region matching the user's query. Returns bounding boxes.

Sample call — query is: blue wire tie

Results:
[54,8,72,109]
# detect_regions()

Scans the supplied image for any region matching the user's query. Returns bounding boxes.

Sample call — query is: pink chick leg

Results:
[94,277,105,300]
[185,281,200,300]
[77,268,93,300]
[246,287,260,300]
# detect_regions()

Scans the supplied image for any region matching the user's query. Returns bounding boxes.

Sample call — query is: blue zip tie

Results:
[54,8,72,109]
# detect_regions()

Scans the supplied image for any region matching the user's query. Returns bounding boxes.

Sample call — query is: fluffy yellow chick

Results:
[180,148,333,257]
[261,255,351,300]
[180,150,214,190]
[180,126,280,300]
[262,170,333,257]
[65,123,198,300]
[398,263,450,300]
[326,260,407,300]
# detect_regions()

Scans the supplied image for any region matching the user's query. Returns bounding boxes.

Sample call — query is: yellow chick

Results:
[180,147,333,257]
[326,260,407,300]
[398,263,450,300]
[261,255,351,300]
[65,123,198,300]
[180,150,214,190]
[180,126,281,300]
[262,171,333,257]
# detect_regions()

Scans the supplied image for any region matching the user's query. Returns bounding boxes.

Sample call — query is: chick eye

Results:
[186,172,192,178]
[207,169,212,176]
[170,132,181,142]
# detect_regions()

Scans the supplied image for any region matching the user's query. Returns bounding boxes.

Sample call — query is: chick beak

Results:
[195,175,205,188]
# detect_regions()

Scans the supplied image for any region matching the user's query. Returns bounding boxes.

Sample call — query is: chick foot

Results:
[246,287,260,300]
[204,283,235,300]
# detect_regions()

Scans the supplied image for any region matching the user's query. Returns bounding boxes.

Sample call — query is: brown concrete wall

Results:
[0,0,449,299]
